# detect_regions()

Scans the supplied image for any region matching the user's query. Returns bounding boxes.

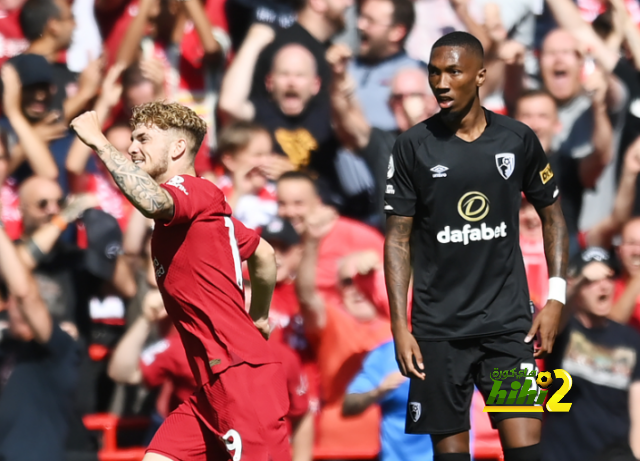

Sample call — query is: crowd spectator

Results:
[0,208,81,461]
[216,121,278,229]
[295,205,391,458]
[349,0,420,131]
[344,340,434,461]
[542,248,640,461]
[4,0,640,459]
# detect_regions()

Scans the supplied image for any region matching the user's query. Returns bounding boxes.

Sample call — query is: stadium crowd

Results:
[2,0,640,460]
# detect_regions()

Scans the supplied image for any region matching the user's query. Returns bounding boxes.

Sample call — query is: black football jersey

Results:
[385,109,558,339]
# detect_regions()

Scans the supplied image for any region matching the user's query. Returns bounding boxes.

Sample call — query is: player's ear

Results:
[476,67,486,88]
[171,138,188,161]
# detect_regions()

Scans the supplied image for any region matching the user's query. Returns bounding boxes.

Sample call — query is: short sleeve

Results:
[346,347,383,395]
[283,349,310,419]
[160,175,228,226]
[522,128,558,209]
[384,136,417,217]
[140,338,172,389]
[232,217,260,260]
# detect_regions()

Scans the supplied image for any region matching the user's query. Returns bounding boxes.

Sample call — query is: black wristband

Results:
[25,238,46,264]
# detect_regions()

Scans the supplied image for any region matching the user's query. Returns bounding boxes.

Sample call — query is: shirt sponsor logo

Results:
[495,153,515,180]
[166,175,189,195]
[539,164,554,184]
[387,155,395,179]
[430,165,449,178]
[409,402,421,422]
[438,223,507,245]
[437,191,507,245]
[386,184,395,194]
[458,191,490,222]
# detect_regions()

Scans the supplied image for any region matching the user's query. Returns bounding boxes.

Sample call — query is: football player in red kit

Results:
[70,101,289,461]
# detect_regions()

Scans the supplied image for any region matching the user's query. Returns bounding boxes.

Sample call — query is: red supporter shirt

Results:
[613,278,640,332]
[1,178,21,239]
[152,175,275,386]
[140,331,198,413]
[271,341,309,432]
[316,217,384,306]
[307,304,391,457]
[0,8,28,67]
[70,167,134,232]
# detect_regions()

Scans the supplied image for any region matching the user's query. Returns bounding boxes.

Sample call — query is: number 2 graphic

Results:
[546,369,573,412]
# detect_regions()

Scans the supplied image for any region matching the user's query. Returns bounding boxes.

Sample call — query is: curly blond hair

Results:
[130,102,207,155]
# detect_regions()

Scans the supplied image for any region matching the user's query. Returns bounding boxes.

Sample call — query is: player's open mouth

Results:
[133,159,144,165]
[437,97,454,109]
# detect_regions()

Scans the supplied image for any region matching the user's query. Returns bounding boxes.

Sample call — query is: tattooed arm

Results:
[384,215,424,379]
[525,200,569,357]
[70,111,174,221]
[95,143,174,220]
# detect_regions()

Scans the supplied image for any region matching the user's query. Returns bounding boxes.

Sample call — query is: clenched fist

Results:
[70,111,108,150]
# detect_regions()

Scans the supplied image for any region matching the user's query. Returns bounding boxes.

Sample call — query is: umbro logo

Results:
[430,165,448,178]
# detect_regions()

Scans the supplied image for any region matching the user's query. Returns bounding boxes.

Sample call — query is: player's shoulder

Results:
[488,110,535,141]
[397,116,437,144]
[164,175,225,199]
[392,117,437,160]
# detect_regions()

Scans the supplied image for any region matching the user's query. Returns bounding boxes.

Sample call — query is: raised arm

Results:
[108,289,166,384]
[0,221,52,343]
[16,194,98,270]
[295,232,327,331]
[613,0,640,71]
[384,215,424,379]
[63,56,104,123]
[66,63,125,176]
[182,0,222,58]
[544,0,619,72]
[587,136,640,248]
[246,238,276,338]
[218,24,275,122]
[343,371,406,416]
[327,44,371,151]
[116,0,157,67]
[579,68,615,189]
[70,111,174,221]
[1,65,58,180]
[525,201,569,357]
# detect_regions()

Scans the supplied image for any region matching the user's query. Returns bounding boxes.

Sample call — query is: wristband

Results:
[51,215,68,232]
[26,238,46,264]
[547,277,566,304]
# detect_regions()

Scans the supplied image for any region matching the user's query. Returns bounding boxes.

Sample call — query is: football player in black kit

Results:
[384,32,569,461]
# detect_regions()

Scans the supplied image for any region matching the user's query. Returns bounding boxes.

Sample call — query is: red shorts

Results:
[147,362,291,461]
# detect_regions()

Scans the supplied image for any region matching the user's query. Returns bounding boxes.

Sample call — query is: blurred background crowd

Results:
[2,0,640,460]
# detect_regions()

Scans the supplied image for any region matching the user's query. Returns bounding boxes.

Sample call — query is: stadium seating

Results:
[83,413,149,461]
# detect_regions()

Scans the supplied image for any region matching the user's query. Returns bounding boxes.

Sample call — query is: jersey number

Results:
[222,429,242,461]
[224,217,243,290]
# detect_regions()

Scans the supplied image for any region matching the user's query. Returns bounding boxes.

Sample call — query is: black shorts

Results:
[406,330,543,435]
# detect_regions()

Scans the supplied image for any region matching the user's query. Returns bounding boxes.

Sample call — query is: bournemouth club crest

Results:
[409,402,422,422]
[495,153,515,180]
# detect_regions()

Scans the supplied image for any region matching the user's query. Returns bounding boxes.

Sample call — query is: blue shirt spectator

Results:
[346,340,434,461]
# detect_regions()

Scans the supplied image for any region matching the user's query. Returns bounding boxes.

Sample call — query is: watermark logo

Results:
[483,367,573,413]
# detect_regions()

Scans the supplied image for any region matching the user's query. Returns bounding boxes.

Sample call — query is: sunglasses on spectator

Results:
[390,92,426,101]
[36,198,64,210]
[339,277,354,287]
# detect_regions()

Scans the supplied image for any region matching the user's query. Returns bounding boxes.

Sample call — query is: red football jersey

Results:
[152,175,275,386]
[140,332,198,413]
